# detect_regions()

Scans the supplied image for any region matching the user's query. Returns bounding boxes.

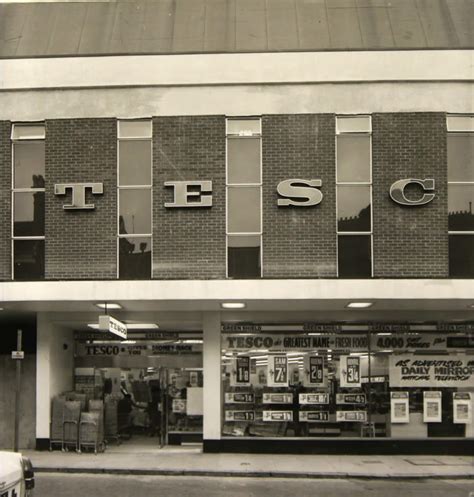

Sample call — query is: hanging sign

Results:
[336,411,367,422]
[340,356,361,388]
[230,356,251,386]
[423,391,442,422]
[389,355,474,387]
[453,392,472,424]
[224,392,254,404]
[98,315,127,339]
[299,393,329,405]
[336,393,366,405]
[267,355,288,387]
[262,393,293,404]
[262,411,293,422]
[303,355,326,386]
[299,411,330,422]
[391,392,410,423]
[225,410,255,422]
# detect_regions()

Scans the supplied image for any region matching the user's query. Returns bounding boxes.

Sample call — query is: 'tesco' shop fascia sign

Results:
[54,178,435,210]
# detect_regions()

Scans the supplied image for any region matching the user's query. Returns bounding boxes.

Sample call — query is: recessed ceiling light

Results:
[346,302,374,309]
[95,303,122,310]
[125,323,159,330]
[221,302,246,309]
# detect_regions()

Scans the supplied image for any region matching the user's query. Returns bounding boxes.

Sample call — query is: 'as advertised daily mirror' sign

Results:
[389,355,474,387]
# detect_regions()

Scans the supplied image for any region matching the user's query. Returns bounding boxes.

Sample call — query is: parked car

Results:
[0,451,35,497]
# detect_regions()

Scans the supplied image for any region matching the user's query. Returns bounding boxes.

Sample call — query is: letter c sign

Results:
[389,178,435,206]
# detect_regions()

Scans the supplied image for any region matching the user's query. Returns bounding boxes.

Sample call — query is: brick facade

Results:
[262,114,337,278]
[153,116,226,279]
[0,122,11,280]
[372,113,448,278]
[45,119,117,279]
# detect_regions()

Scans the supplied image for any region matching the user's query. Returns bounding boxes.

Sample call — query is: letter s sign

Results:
[389,178,435,206]
[277,179,323,207]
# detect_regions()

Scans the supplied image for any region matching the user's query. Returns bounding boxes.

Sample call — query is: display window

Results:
[221,324,474,439]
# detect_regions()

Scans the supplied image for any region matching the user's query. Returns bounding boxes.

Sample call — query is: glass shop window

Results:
[336,116,372,278]
[226,118,262,279]
[448,116,474,277]
[11,123,45,280]
[117,120,152,280]
[221,326,474,440]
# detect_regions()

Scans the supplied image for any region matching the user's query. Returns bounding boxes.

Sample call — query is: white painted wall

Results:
[203,311,221,440]
[36,313,74,439]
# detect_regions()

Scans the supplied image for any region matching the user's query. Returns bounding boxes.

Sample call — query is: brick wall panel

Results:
[372,113,448,278]
[153,116,226,279]
[262,114,337,278]
[45,119,117,279]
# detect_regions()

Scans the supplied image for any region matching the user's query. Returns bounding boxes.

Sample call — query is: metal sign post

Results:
[13,329,23,452]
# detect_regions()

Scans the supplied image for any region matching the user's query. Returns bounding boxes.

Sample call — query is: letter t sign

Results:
[54,182,104,210]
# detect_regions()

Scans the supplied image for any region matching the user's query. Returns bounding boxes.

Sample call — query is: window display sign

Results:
[391,392,410,423]
[262,393,293,404]
[453,392,472,424]
[336,393,366,405]
[423,391,442,423]
[299,393,329,405]
[303,355,326,386]
[336,411,367,422]
[299,411,330,422]
[230,356,251,386]
[224,392,255,404]
[172,399,187,413]
[389,355,474,387]
[267,355,288,387]
[225,410,255,422]
[340,356,361,387]
[263,410,293,422]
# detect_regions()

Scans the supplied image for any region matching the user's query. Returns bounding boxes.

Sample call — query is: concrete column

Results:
[202,311,221,440]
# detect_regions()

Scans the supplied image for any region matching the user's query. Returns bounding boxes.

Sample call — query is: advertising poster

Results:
[299,411,330,422]
[303,355,326,387]
[267,355,288,387]
[423,391,442,423]
[172,399,186,413]
[391,392,410,423]
[299,393,330,405]
[340,356,361,388]
[230,356,251,386]
[224,392,255,404]
[262,393,293,404]
[453,392,472,424]
[225,410,255,422]
[262,411,293,422]
[389,355,474,387]
[336,411,367,422]
[189,371,199,387]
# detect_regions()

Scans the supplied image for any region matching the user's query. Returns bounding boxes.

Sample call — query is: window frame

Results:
[11,123,46,280]
[225,117,263,279]
[335,115,373,278]
[117,119,153,280]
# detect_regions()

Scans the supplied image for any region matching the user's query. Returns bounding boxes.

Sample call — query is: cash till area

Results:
[221,328,474,440]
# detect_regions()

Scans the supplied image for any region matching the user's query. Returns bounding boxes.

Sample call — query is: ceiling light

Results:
[95,303,122,310]
[346,302,374,309]
[125,323,159,330]
[377,333,392,336]
[88,324,99,330]
[221,302,246,309]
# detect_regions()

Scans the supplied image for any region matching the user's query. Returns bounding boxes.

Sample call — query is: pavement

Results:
[18,438,474,480]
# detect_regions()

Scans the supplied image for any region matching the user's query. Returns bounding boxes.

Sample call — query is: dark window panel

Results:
[14,239,45,280]
[338,235,371,278]
[448,185,474,231]
[227,235,261,279]
[13,141,45,189]
[13,191,45,236]
[337,185,371,232]
[449,235,474,278]
[119,237,151,280]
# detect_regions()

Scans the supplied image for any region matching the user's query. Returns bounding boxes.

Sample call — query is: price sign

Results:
[225,410,255,422]
[299,411,330,422]
[303,355,326,386]
[262,393,293,404]
[224,392,255,404]
[340,356,361,387]
[231,356,251,386]
[336,411,367,422]
[262,410,293,422]
[299,393,329,405]
[268,355,288,387]
[336,394,366,405]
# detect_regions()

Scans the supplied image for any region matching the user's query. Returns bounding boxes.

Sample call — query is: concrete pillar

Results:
[202,311,221,441]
